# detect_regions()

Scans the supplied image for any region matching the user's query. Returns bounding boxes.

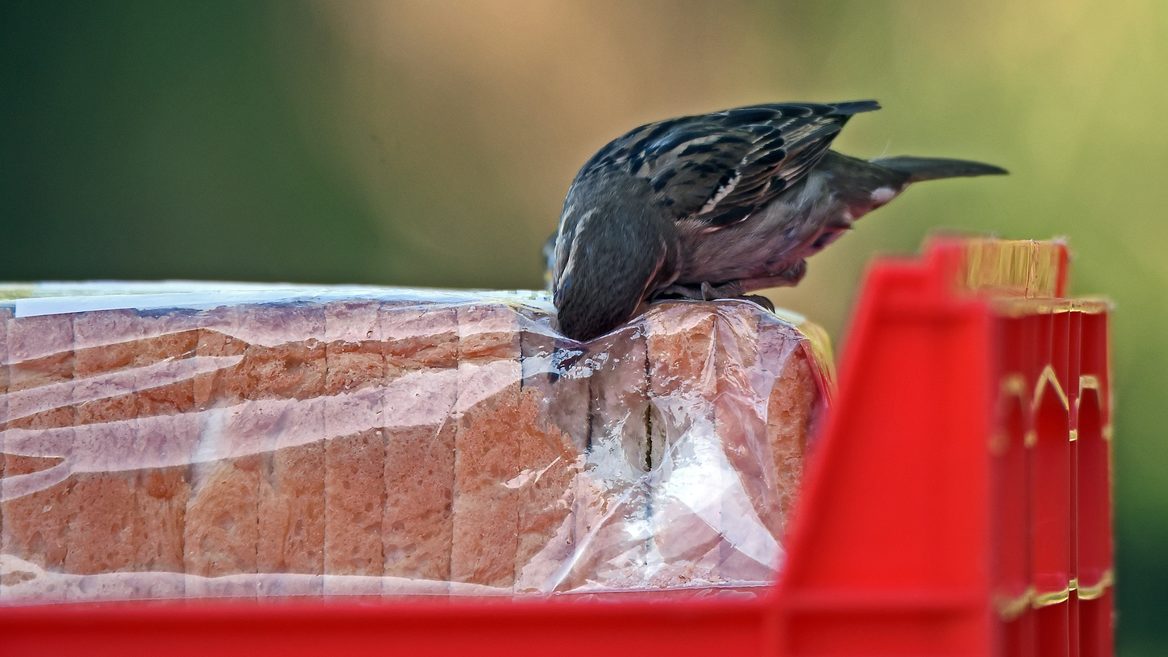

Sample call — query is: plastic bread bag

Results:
[0,283,830,603]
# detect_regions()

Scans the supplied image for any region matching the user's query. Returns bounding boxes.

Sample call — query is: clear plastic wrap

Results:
[0,284,830,603]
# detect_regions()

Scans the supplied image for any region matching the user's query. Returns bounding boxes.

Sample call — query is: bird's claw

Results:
[737,294,775,313]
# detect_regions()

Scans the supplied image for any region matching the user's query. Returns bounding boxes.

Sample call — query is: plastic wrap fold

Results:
[0,284,830,603]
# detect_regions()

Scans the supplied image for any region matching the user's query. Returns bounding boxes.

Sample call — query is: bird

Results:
[549,100,1006,342]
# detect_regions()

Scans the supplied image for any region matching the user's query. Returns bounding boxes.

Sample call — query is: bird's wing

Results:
[580,101,879,230]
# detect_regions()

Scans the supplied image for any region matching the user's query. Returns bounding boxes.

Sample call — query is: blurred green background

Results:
[2,0,1164,651]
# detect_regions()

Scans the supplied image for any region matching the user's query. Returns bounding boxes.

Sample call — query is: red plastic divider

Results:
[0,238,1114,657]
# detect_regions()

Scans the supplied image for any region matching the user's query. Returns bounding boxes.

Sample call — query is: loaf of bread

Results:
[0,288,828,603]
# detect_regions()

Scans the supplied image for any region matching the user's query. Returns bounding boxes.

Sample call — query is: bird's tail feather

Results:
[872,156,1008,182]
[829,99,882,116]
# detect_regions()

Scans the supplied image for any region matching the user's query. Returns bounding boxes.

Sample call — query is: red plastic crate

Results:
[0,238,1114,657]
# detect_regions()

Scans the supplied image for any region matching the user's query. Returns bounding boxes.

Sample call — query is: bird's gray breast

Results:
[672,170,847,285]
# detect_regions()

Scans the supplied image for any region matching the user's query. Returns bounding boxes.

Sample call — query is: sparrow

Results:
[549,100,1006,341]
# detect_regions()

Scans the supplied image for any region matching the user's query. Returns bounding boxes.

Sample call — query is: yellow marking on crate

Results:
[1033,364,1070,412]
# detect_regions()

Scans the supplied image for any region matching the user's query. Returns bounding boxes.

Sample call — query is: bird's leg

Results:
[651,280,770,312]
[657,281,743,300]
[658,261,809,313]
[655,284,706,300]
[654,280,775,313]
[696,281,775,313]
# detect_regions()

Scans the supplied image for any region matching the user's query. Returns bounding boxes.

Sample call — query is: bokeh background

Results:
[2,0,1164,651]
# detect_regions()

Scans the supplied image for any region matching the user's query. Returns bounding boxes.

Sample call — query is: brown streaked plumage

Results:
[551,101,1006,341]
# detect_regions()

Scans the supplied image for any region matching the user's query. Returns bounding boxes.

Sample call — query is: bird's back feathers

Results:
[575,101,881,231]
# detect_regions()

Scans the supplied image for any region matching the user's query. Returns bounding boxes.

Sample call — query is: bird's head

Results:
[551,178,675,342]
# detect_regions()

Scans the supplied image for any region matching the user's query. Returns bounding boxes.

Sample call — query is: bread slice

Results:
[380,303,458,594]
[247,303,327,598]
[759,323,821,534]
[184,304,259,599]
[568,323,651,591]
[1,313,76,600]
[645,303,723,586]
[66,309,141,603]
[133,310,201,600]
[450,303,521,590]
[514,307,587,592]
[0,307,9,600]
[711,303,781,584]
[323,300,385,597]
